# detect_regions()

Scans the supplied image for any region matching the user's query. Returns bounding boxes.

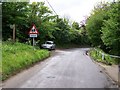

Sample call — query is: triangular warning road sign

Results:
[29,24,39,34]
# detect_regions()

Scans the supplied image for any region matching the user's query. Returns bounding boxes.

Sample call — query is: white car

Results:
[41,41,55,50]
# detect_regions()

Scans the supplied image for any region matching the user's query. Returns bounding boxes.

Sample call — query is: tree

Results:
[2,2,28,41]
[0,3,2,40]
[86,2,109,47]
[26,2,57,44]
[101,1,120,55]
[2,2,91,47]
[2,2,56,43]
[72,21,80,30]
[53,17,71,44]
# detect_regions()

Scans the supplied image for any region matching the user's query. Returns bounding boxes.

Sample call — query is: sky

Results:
[30,0,113,23]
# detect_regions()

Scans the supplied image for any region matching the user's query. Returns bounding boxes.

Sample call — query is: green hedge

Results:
[89,48,120,65]
[2,42,50,81]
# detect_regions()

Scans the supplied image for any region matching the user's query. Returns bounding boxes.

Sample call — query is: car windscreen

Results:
[46,41,53,44]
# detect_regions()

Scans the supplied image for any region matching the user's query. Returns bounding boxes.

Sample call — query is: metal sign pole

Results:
[33,37,34,47]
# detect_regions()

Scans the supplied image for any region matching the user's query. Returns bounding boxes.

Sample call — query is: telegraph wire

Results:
[45,0,58,15]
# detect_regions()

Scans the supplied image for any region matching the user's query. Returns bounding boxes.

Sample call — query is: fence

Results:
[94,48,120,60]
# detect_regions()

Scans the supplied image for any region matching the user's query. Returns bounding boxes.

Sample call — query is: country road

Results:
[2,48,118,88]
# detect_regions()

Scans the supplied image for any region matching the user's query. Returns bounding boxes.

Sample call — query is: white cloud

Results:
[30,0,113,22]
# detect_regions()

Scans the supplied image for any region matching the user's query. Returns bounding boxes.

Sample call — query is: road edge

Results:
[88,53,119,88]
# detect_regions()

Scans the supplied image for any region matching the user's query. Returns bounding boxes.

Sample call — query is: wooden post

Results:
[13,24,15,42]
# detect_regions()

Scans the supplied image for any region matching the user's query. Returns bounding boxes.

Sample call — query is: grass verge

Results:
[89,48,120,65]
[2,41,50,81]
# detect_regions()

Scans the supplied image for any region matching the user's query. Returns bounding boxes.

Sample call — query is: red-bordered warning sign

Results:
[29,24,39,34]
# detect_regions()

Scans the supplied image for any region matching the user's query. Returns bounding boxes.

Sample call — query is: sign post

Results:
[33,37,34,47]
[29,24,39,48]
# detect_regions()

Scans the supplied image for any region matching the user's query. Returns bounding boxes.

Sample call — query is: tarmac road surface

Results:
[2,48,118,88]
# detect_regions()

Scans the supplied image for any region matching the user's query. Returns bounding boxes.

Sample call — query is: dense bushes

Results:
[2,42,50,81]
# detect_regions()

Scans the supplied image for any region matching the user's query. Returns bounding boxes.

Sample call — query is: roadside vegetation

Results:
[86,1,120,64]
[2,1,120,54]
[86,1,120,56]
[2,2,90,47]
[89,48,119,65]
[2,41,50,81]
[1,0,120,81]
[2,2,89,81]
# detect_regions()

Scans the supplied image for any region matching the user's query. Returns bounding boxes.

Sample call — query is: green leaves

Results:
[2,2,29,40]
[86,12,104,46]
[101,2,120,55]
[86,1,120,55]
[72,22,80,30]
[2,2,90,46]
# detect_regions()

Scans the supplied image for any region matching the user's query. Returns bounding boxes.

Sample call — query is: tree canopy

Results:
[2,2,89,46]
[86,1,120,55]
[2,1,119,56]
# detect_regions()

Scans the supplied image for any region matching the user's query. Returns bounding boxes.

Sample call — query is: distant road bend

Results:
[3,48,118,88]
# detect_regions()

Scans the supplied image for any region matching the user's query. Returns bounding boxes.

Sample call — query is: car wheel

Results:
[48,49,52,51]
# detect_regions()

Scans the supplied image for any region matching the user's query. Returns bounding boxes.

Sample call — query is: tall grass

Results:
[2,41,50,81]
